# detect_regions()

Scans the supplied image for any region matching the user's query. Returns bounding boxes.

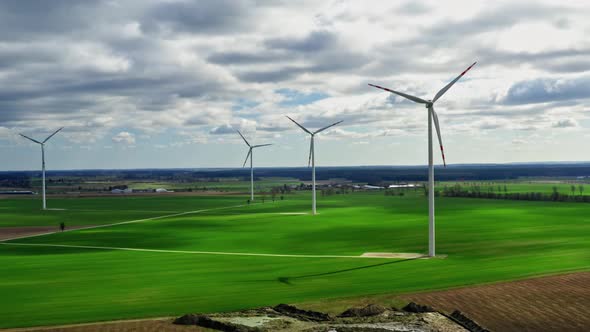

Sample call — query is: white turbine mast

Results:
[286,116,343,215]
[369,61,476,257]
[237,130,271,202]
[19,127,64,210]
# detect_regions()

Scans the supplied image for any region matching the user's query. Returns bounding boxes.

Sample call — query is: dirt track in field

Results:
[0,226,93,241]
[403,271,590,332]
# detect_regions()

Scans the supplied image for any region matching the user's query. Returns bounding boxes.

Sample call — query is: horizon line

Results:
[2,160,590,173]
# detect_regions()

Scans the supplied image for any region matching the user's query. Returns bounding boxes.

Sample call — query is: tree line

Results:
[438,184,589,203]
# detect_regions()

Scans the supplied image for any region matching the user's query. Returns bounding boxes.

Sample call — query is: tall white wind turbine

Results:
[237,130,272,202]
[19,127,64,210]
[369,62,476,257]
[286,116,342,215]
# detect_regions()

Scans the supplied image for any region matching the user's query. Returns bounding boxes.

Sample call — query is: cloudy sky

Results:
[1,0,589,170]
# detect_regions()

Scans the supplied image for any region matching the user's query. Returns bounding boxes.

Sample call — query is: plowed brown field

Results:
[404,272,590,332]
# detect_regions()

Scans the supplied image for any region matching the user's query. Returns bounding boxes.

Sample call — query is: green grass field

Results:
[1,191,589,328]
[0,196,243,228]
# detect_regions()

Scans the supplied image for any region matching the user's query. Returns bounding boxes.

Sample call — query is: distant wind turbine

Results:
[237,130,272,202]
[286,116,342,215]
[369,62,476,257]
[19,127,64,210]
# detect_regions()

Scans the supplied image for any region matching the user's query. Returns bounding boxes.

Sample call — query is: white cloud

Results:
[112,131,135,145]
[1,0,590,169]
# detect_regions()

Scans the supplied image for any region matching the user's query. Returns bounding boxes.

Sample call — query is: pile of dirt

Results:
[273,303,331,321]
[450,310,490,332]
[402,302,435,313]
[174,303,468,332]
[337,304,388,317]
[174,314,259,331]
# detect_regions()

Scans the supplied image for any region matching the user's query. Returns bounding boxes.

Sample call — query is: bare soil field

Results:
[404,271,590,332]
[0,226,93,241]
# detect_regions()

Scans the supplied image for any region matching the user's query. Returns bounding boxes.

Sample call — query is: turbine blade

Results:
[285,116,312,134]
[308,139,313,167]
[236,130,250,147]
[368,84,428,104]
[252,143,272,148]
[19,133,42,145]
[432,62,477,103]
[313,120,343,135]
[242,148,252,167]
[431,107,447,167]
[43,127,63,143]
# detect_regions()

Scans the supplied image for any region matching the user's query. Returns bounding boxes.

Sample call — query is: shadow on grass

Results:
[249,258,419,285]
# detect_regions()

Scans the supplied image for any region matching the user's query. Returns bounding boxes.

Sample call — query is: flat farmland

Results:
[1,192,588,328]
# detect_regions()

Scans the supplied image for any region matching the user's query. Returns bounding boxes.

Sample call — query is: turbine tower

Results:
[19,127,64,210]
[286,116,342,215]
[237,130,271,202]
[369,62,476,257]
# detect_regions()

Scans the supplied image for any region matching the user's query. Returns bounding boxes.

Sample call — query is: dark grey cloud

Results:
[0,46,59,67]
[309,51,369,73]
[229,29,367,82]
[207,51,291,65]
[236,66,307,83]
[265,30,337,53]
[544,59,590,73]
[503,76,590,105]
[141,0,251,36]
[0,71,219,103]
[476,48,590,74]
[0,0,98,40]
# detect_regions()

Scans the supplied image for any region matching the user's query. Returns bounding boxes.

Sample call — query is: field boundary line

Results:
[0,204,248,242]
[0,242,412,259]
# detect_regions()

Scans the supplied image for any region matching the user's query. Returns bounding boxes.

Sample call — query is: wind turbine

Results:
[369,62,476,257]
[286,116,342,215]
[19,127,64,210]
[237,130,272,202]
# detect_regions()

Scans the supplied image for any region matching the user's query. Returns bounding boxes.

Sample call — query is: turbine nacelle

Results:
[369,62,477,257]
[19,127,64,146]
[18,127,64,210]
[236,130,271,167]
[286,115,342,215]
[369,62,477,168]
[235,130,272,202]
[285,116,343,167]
